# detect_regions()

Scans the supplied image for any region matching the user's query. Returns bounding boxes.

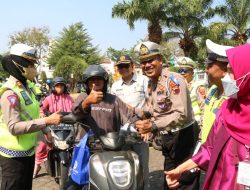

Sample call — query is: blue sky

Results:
[0,0,223,55]
[0,0,148,54]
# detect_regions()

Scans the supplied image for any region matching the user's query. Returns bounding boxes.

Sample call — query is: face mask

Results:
[22,67,37,80]
[222,72,250,99]
[222,74,239,99]
[12,60,37,81]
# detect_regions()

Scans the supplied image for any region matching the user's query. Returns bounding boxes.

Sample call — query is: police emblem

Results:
[120,56,126,61]
[159,84,165,91]
[140,44,149,56]
[7,95,18,108]
[181,58,187,65]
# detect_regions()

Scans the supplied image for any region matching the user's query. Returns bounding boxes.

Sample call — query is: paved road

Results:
[32,147,165,190]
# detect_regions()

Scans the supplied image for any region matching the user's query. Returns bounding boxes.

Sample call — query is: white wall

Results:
[37,61,54,79]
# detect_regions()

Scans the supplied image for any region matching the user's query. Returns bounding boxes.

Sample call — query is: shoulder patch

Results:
[7,95,18,108]
[170,75,180,85]
[169,75,180,94]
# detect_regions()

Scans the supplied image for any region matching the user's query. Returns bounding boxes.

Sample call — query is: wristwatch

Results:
[151,122,158,133]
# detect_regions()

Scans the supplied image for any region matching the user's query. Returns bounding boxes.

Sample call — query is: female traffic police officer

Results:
[0,44,62,190]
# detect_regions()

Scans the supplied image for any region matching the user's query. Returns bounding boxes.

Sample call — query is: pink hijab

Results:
[221,43,250,146]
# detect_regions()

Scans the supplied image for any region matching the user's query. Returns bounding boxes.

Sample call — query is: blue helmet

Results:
[46,79,53,84]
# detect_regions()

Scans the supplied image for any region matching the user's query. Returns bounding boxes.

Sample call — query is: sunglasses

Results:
[178,68,191,73]
[117,64,130,69]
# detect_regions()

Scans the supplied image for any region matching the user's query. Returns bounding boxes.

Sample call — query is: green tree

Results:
[195,22,237,67]
[9,26,50,58]
[112,0,169,44]
[0,54,9,80]
[106,47,137,62]
[54,55,88,82]
[214,0,250,45]
[163,0,214,59]
[48,22,101,67]
[40,71,47,83]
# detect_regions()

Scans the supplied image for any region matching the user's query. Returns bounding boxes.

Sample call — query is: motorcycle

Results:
[39,83,50,106]
[47,112,77,190]
[88,123,144,190]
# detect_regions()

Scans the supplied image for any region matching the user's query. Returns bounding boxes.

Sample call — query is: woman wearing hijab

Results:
[0,44,62,190]
[165,43,250,190]
[33,77,74,178]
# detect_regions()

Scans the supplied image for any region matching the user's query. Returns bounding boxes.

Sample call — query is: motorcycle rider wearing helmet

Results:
[0,44,62,190]
[74,64,139,135]
[33,77,74,178]
[67,64,140,189]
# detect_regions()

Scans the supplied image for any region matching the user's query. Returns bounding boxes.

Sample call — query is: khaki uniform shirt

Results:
[145,68,193,131]
[0,76,46,135]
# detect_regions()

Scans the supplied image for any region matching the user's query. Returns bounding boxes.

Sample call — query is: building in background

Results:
[37,60,54,80]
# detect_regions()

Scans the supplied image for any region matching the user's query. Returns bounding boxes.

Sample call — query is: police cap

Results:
[116,55,133,65]
[177,57,196,69]
[206,39,233,64]
[134,41,161,62]
[10,43,38,62]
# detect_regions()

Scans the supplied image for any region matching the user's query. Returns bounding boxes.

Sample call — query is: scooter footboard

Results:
[89,150,143,190]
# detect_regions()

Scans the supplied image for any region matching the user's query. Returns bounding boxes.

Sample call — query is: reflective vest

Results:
[189,81,203,125]
[201,85,227,143]
[0,79,40,157]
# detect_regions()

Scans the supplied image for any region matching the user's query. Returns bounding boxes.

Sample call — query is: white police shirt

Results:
[111,73,148,109]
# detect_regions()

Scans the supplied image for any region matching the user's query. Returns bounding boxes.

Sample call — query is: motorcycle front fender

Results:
[47,150,71,177]
[58,151,70,165]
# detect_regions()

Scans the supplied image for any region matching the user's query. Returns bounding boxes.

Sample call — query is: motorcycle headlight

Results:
[108,160,132,188]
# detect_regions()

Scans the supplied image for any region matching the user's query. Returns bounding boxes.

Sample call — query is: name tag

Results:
[237,161,250,186]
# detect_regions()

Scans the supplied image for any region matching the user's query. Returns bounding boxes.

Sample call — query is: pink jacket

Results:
[192,110,246,190]
[41,93,74,113]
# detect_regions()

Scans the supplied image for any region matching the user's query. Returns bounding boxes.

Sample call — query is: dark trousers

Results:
[0,155,35,190]
[162,122,200,190]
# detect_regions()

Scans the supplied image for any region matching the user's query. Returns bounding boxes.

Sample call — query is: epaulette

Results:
[16,81,23,88]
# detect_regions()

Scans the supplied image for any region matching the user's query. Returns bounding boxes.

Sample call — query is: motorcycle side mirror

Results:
[61,113,77,124]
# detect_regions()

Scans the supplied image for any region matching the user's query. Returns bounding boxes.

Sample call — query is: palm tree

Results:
[112,0,169,44]
[214,0,250,45]
[163,0,214,59]
[194,23,233,68]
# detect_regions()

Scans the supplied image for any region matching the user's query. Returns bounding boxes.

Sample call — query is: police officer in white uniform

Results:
[111,55,149,189]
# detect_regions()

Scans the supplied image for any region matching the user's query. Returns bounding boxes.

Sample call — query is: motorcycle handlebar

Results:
[46,112,78,124]
[61,113,77,124]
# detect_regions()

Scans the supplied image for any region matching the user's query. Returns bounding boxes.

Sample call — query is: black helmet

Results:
[52,77,68,94]
[82,64,109,94]
[53,77,67,86]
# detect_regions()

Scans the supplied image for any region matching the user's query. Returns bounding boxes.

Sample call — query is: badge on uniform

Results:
[205,88,217,105]
[158,84,165,91]
[169,75,180,95]
[20,91,33,105]
[7,95,18,108]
